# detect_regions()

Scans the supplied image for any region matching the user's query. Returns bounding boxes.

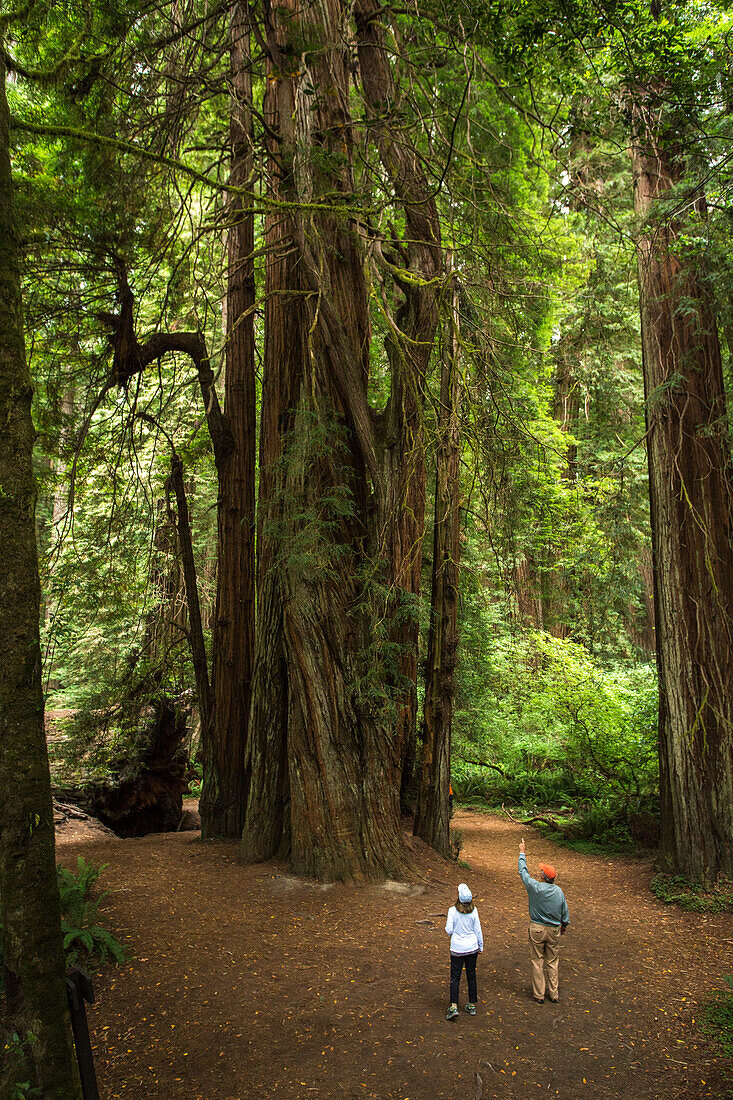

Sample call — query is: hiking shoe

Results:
[446,1004,459,1021]
[464,1003,477,1016]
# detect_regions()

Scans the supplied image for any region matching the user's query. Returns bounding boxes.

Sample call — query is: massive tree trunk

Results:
[355,0,443,806]
[240,0,410,880]
[0,50,83,1098]
[237,0,303,866]
[631,91,733,880]
[414,270,461,855]
[200,0,257,838]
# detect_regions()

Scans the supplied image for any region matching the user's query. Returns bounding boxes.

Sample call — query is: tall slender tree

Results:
[200,0,257,839]
[414,266,462,855]
[0,46,83,1098]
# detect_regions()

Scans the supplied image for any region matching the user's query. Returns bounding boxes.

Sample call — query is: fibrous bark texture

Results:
[356,0,443,806]
[240,0,439,881]
[0,50,83,1098]
[201,0,257,839]
[631,92,733,880]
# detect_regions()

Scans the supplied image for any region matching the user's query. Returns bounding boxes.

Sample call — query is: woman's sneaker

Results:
[464,1003,477,1016]
[446,1004,459,1021]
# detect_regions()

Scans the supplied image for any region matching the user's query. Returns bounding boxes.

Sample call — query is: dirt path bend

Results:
[57,808,733,1100]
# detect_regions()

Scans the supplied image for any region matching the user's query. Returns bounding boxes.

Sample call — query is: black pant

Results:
[450,952,478,1005]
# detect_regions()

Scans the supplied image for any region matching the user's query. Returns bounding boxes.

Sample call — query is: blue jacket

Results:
[518,854,569,928]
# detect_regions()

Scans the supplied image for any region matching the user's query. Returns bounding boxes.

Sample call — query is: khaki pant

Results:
[528,921,560,1000]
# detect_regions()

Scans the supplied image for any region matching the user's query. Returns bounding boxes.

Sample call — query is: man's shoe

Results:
[464,1003,477,1016]
[548,996,559,1003]
[446,1004,459,1021]
[532,996,544,1004]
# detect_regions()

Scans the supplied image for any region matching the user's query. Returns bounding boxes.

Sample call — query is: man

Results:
[518,837,569,1004]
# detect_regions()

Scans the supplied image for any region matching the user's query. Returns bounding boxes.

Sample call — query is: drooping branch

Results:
[456,756,507,777]
[99,265,234,468]
[11,117,379,215]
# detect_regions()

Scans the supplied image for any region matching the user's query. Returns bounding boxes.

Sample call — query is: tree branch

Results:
[456,755,507,777]
[99,262,234,468]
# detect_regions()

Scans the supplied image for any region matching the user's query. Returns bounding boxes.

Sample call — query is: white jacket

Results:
[445,905,484,955]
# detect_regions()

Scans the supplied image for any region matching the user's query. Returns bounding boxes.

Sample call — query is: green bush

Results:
[701,976,733,1057]
[3,1032,42,1099]
[452,628,659,850]
[188,760,203,798]
[57,857,125,965]
[650,873,733,915]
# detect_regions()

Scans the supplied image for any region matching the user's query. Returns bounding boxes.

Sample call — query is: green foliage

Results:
[188,760,203,798]
[650,874,733,915]
[3,1033,42,1100]
[53,656,189,785]
[455,629,657,793]
[56,857,125,966]
[452,627,659,850]
[701,977,733,1059]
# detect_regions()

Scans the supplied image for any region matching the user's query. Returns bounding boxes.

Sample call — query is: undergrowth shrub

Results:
[3,1032,42,1099]
[1,859,122,1098]
[650,873,733,914]
[701,976,733,1057]
[452,629,659,851]
[188,759,203,798]
[57,857,125,964]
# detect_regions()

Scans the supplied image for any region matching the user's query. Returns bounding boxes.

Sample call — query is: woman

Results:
[445,882,483,1020]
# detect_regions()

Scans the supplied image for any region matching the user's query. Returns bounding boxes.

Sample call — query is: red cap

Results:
[539,863,556,881]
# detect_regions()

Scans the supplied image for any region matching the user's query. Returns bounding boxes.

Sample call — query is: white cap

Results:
[458,883,472,904]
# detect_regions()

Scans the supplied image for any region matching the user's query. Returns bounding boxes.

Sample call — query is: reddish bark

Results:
[240,0,413,880]
[355,0,443,803]
[631,91,733,880]
[200,1,257,838]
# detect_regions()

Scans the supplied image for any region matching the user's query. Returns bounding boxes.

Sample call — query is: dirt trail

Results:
[57,808,733,1099]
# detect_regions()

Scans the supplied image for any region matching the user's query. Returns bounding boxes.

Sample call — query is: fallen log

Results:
[53,799,89,821]
[54,696,189,837]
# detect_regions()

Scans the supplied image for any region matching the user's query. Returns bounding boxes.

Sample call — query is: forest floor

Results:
[55,806,733,1100]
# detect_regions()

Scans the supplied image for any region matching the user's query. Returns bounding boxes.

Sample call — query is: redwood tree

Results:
[200,0,257,839]
[631,88,733,880]
[355,0,443,806]
[240,0,408,881]
[0,48,82,1098]
[239,0,443,880]
[414,270,462,856]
